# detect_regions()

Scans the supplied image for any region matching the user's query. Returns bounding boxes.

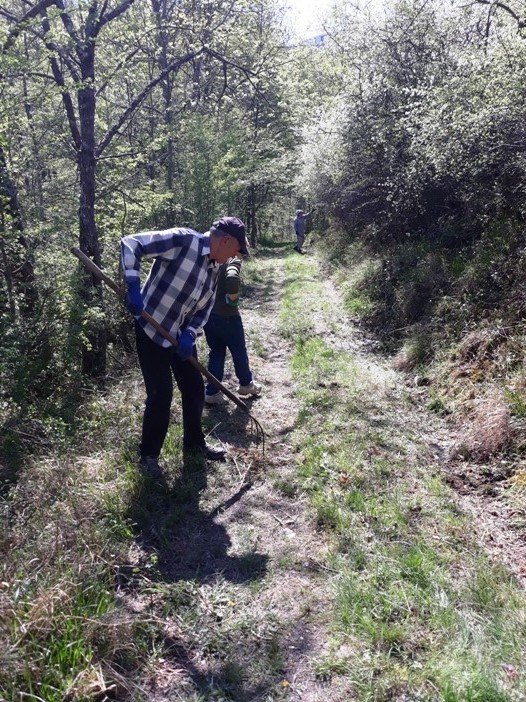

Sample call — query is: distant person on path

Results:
[120,216,249,477]
[204,256,262,405]
[293,207,315,254]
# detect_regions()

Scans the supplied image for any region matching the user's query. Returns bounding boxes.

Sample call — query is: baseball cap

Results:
[211,216,249,256]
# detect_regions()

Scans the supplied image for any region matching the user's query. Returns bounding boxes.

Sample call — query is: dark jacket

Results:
[210,257,242,317]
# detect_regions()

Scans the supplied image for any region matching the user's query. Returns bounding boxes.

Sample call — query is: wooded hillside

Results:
[2,1,526,700]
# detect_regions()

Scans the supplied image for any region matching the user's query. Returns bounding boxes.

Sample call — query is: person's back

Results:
[294,211,307,236]
[210,257,242,317]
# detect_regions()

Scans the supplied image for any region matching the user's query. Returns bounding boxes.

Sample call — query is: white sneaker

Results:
[205,391,226,405]
[237,380,262,396]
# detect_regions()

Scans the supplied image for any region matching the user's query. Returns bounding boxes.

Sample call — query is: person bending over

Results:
[120,216,249,477]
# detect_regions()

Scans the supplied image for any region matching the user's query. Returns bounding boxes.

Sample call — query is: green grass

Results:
[4,248,526,701]
[279,252,526,701]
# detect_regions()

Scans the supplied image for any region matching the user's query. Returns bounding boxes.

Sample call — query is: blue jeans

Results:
[295,229,304,250]
[204,313,252,395]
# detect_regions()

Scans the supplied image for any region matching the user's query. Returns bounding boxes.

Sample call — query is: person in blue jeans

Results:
[204,257,262,404]
[293,207,315,254]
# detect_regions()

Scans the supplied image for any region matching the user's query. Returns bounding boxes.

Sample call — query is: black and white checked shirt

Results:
[120,228,220,348]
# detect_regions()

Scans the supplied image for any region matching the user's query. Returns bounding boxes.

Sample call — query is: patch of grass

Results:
[246,329,267,358]
[504,388,526,418]
[272,477,298,497]
[313,653,353,680]
[279,252,526,701]
[427,392,448,415]
[334,258,381,320]
[0,376,180,701]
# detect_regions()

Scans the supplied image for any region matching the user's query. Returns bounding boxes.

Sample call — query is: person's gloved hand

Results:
[225,294,239,308]
[177,329,195,360]
[126,279,143,316]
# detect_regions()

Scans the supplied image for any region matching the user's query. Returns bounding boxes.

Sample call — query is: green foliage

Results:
[298,0,526,358]
[0,0,296,464]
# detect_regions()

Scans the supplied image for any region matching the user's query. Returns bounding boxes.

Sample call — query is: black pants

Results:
[135,323,205,457]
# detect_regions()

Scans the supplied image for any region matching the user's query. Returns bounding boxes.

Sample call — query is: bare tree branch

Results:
[39,7,81,81]
[39,9,82,148]
[204,47,258,79]
[2,0,56,52]
[0,7,18,22]
[55,0,82,46]
[97,0,135,32]
[472,0,525,28]
[97,47,204,155]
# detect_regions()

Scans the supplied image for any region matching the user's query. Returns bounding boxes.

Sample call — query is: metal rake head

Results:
[249,414,266,454]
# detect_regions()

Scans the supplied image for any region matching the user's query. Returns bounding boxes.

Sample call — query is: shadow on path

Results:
[125,452,271,698]
[127,453,268,585]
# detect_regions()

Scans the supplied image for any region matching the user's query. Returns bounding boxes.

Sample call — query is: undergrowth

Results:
[321,223,526,502]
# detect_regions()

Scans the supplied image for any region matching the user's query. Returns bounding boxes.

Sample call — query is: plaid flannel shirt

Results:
[120,228,220,348]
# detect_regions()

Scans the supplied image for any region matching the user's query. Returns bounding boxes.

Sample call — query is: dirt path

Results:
[321,273,526,588]
[128,248,524,701]
[130,251,351,701]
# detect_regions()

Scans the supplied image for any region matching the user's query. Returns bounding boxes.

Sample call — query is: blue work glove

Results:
[125,279,143,316]
[225,294,239,308]
[177,329,195,360]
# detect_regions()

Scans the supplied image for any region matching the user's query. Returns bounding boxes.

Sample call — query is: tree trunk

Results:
[246,182,258,247]
[0,143,37,320]
[78,42,106,377]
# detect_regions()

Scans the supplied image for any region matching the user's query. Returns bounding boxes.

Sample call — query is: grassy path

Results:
[276,251,526,701]
[2,245,526,701]
[131,245,342,700]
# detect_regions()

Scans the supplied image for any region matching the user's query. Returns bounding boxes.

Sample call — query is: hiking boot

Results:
[205,391,227,405]
[139,455,163,478]
[237,380,262,397]
[184,442,226,462]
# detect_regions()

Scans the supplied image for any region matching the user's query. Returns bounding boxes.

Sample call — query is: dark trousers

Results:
[135,323,205,457]
[203,313,252,395]
[295,230,304,250]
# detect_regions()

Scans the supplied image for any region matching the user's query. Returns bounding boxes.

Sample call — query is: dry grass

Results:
[452,397,512,461]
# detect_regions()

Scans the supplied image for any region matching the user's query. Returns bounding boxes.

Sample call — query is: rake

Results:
[71,247,265,452]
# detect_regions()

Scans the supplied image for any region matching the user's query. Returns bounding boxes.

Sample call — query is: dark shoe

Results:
[203,443,226,461]
[184,442,226,462]
[139,455,163,478]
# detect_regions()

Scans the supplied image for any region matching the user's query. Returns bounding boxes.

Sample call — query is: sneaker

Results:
[139,455,163,478]
[205,391,227,405]
[184,442,226,462]
[237,380,262,396]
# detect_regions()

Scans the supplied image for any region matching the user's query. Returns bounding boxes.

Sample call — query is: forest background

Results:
[2,0,526,698]
[1,0,526,457]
